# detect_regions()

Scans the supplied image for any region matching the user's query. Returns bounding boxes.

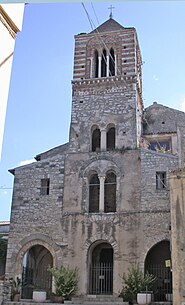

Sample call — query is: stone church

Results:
[5,16,185,303]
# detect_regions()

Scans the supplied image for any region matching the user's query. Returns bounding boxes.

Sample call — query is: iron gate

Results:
[21,266,33,299]
[146,264,172,301]
[21,266,52,299]
[89,263,113,295]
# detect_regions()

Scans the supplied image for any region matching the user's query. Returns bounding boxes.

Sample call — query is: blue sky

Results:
[1,1,185,221]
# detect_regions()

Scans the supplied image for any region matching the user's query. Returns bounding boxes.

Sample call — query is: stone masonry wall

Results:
[61,149,142,294]
[6,154,66,277]
[70,79,138,152]
[139,149,178,263]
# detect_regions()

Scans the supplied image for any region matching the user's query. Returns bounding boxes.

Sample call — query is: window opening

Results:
[94,50,99,78]
[92,128,101,152]
[107,127,115,151]
[149,141,171,153]
[104,172,116,212]
[109,48,115,76]
[101,49,107,77]
[89,174,100,213]
[156,172,166,190]
[40,178,50,195]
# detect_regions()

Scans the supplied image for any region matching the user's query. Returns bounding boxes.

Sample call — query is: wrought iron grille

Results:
[21,266,52,299]
[146,264,172,302]
[89,263,113,295]
[21,266,33,299]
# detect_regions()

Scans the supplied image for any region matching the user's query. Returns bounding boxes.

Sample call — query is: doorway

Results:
[21,245,53,299]
[89,242,113,295]
[145,240,172,301]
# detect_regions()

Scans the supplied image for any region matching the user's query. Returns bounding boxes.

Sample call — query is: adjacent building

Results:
[0,4,24,160]
[0,222,9,277]
[5,16,185,304]
[170,169,185,305]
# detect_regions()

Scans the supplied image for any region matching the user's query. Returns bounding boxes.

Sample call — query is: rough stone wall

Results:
[177,126,185,168]
[61,149,142,294]
[143,102,185,135]
[139,149,178,263]
[170,169,185,305]
[6,154,66,278]
[70,79,138,152]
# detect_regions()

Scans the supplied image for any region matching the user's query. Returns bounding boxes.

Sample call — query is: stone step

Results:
[151,303,172,305]
[3,300,128,305]
[3,302,127,305]
[3,301,172,305]
[72,296,124,304]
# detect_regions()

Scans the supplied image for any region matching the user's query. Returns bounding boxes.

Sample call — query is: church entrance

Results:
[89,242,113,295]
[21,245,53,299]
[145,240,172,302]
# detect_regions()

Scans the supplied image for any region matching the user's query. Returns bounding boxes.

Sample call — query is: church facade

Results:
[5,17,185,302]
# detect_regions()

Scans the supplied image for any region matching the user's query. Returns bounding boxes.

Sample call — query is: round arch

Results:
[87,240,114,295]
[144,240,172,302]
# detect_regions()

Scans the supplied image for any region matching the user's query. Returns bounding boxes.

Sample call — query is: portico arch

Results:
[21,244,53,299]
[144,240,172,302]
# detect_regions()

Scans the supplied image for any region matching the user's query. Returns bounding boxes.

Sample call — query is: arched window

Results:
[107,126,115,150]
[92,128,101,152]
[104,172,116,212]
[101,49,107,77]
[109,48,115,76]
[94,50,99,78]
[89,174,100,213]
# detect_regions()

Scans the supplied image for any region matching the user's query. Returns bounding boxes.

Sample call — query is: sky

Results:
[1,1,185,221]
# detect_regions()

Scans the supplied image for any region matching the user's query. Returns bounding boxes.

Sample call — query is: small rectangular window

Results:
[156,172,166,190]
[40,178,50,195]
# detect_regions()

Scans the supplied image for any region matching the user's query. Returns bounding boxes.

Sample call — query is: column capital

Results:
[98,175,106,181]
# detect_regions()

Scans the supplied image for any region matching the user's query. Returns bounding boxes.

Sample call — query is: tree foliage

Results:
[0,238,8,262]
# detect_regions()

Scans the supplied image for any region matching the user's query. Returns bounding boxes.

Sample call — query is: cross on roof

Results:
[108,5,115,19]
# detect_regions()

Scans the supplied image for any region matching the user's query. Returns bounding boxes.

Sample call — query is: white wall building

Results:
[0,4,24,159]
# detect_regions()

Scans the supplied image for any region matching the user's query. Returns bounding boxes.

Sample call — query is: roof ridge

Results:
[90,17,124,34]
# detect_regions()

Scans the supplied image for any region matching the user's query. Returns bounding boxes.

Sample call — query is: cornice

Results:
[72,74,137,86]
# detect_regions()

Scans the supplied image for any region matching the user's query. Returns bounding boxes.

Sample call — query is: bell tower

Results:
[69,17,143,153]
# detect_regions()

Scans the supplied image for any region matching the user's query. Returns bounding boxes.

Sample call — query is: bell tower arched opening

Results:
[106,126,115,151]
[101,49,107,77]
[109,48,115,76]
[92,127,101,152]
[89,173,100,213]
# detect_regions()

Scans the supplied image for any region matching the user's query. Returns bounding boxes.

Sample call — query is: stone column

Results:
[98,56,101,78]
[106,55,109,77]
[101,129,107,151]
[99,176,105,212]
